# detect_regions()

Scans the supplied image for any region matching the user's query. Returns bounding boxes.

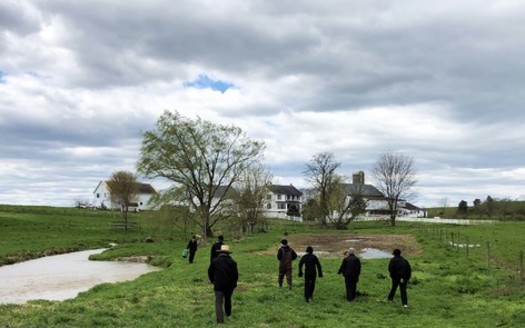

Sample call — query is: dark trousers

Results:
[388,279,408,305]
[188,251,196,263]
[214,289,233,323]
[278,267,292,287]
[344,276,358,301]
[304,276,316,301]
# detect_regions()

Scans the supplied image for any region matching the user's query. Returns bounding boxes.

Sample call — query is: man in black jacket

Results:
[298,246,323,302]
[208,244,238,324]
[186,235,198,264]
[210,235,224,263]
[337,247,361,301]
[387,248,412,308]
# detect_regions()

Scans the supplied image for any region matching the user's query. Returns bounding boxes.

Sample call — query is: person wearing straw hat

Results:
[337,247,361,301]
[208,244,238,324]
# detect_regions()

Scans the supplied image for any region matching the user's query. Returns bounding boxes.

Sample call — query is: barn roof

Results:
[269,184,303,196]
[343,183,384,197]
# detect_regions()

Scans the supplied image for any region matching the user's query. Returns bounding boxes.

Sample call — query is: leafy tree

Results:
[473,198,481,206]
[137,110,265,239]
[325,177,368,229]
[107,170,139,230]
[303,152,341,226]
[372,151,417,226]
[302,198,323,221]
[458,200,468,214]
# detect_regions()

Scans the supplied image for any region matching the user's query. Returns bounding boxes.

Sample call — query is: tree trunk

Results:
[390,215,396,227]
[205,224,213,238]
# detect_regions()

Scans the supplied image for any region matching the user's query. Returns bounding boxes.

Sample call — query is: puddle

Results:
[297,251,330,258]
[360,248,392,259]
[0,249,161,304]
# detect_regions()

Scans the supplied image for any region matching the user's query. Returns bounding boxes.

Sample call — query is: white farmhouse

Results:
[344,171,404,217]
[264,184,303,221]
[302,171,424,219]
[93,181,157,211]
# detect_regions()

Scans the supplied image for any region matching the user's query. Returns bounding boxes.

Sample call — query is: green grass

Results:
[1,205,524,327]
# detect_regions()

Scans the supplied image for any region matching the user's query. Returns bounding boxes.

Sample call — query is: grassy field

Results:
[427,200,525,220]
[0,205,524,327]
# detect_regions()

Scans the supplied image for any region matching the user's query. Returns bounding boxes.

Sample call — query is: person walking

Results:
[208,244,238,324]
[277,239,298,289]
[210,235,224,263]
[387,248,412,308]
[298,246,323,302]
[186,235,198,264]
[337,247,361,301]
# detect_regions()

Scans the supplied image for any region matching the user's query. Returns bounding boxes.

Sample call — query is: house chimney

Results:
[352,171,365,185]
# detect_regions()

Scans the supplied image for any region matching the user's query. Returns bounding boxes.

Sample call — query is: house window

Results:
[140,202,143,206]
[277,194,282,200]
[267,194,272,200]
[278,203,286,210]
[267,203,272,209]
[96,193,100,198]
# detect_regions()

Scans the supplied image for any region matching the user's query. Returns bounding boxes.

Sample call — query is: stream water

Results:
[0,249,161,304]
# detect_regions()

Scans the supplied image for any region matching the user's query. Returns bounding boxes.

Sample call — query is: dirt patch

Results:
[260,233,421,258]
[115,256,151,263]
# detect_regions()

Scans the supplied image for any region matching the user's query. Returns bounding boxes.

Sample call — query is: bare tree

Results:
[372,151,417,226]
[303,152,341,226]
[232,163,273,234]
[439,197,448,215]
[137,110,265,239]
[107,170,139,229]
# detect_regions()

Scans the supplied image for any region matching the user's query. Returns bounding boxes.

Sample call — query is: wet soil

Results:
[260,233,422,258]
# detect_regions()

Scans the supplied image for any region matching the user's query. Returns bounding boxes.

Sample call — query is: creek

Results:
[0,249,161,304]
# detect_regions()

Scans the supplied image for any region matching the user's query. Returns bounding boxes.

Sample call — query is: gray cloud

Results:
[1,0,525,207]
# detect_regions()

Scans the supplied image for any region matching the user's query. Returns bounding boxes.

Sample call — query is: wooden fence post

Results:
[466,237,469,257]
[520,251,523,282]
[485,241,490,269]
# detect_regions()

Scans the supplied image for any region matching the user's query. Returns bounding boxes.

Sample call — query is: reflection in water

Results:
[360,248,392,259]
[0,249,161,304]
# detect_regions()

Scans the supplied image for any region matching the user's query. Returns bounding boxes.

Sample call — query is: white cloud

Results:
[1,0,525,208]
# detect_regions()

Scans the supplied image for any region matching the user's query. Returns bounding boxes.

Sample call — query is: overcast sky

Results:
[1,0,525,208]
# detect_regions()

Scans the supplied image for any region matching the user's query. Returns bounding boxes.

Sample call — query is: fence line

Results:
[415,224,524,283]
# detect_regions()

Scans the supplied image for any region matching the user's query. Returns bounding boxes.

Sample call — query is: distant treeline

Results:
[428,199,525,220]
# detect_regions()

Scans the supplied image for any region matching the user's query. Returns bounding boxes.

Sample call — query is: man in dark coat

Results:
[210,235,224,263]
[277,239,298,289]
[208,244,238,324]
[298,246,323,302]
[337,247,361,301]
[387,248,412,308]
[186,235,198,264]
